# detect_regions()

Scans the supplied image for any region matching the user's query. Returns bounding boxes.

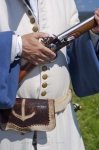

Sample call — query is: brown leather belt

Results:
[55,89,72,113]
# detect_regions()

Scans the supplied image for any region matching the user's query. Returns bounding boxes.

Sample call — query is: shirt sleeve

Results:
[11,35,22,63]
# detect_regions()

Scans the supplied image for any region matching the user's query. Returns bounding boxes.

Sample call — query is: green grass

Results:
[73,93,99,150]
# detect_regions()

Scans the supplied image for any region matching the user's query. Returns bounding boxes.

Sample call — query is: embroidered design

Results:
[12,99,36,121]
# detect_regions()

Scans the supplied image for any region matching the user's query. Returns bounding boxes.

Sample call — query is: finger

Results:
[27,53,46,64]
[38,53,51,61]
[30,51,52,62]
[41,46,56,60]
[31,58,45,65]
[95,8,99,16]
[32,32,50,39]
[26,57,39,66]
[94,14,99,26]
[36,58,46,64]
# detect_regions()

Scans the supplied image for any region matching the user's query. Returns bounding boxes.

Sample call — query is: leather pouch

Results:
[0,98,56,133]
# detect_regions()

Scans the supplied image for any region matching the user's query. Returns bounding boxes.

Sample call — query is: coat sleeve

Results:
[67,32,99,97]
[0,31,20,109]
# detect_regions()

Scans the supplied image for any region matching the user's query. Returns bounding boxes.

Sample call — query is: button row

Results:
[42,74,48,80]
[42,65,47,71]
[42,82,47,88]
[41,91,47,96]
[28,10,32,16]
[32,26,39,32]
[41,65,48,96]
[30,17,35,24]
[27,10,39,32]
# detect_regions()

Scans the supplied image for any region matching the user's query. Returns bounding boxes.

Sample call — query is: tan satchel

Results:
[0,98,56,133]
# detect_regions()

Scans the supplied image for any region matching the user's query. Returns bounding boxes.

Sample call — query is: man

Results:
[0,0,99,150]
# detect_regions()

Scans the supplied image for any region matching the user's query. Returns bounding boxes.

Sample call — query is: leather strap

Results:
[55,89,72,113]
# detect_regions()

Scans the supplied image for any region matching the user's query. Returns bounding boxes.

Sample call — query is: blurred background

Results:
[75,0,98,20]
[73,1,99,150]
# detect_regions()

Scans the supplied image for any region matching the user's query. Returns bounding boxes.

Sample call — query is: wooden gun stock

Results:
[19,63,35,82]
[19,15,97,82]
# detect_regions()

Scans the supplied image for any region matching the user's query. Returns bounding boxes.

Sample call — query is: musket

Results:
[19,15,97,82]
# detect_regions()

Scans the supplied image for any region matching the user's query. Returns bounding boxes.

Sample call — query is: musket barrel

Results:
[58,16,97,40]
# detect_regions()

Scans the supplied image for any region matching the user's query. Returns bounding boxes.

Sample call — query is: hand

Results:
[21,32,56,65]
[92,8,99,34]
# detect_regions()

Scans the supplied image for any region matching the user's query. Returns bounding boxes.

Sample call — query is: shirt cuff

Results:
[11,35,22,63]
[16,35,22,56]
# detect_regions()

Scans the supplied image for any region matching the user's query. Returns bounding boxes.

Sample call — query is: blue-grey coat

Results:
[0,31,20,109]
[68,32,99,97]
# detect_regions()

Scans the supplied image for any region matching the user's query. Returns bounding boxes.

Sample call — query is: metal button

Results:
[42,82,48,88]
[32,26,39,32]
[42,74,48,80]
[28,10,32,16]
[41,91,47,96]
[30,17,35,24]
[42,66,47,71]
